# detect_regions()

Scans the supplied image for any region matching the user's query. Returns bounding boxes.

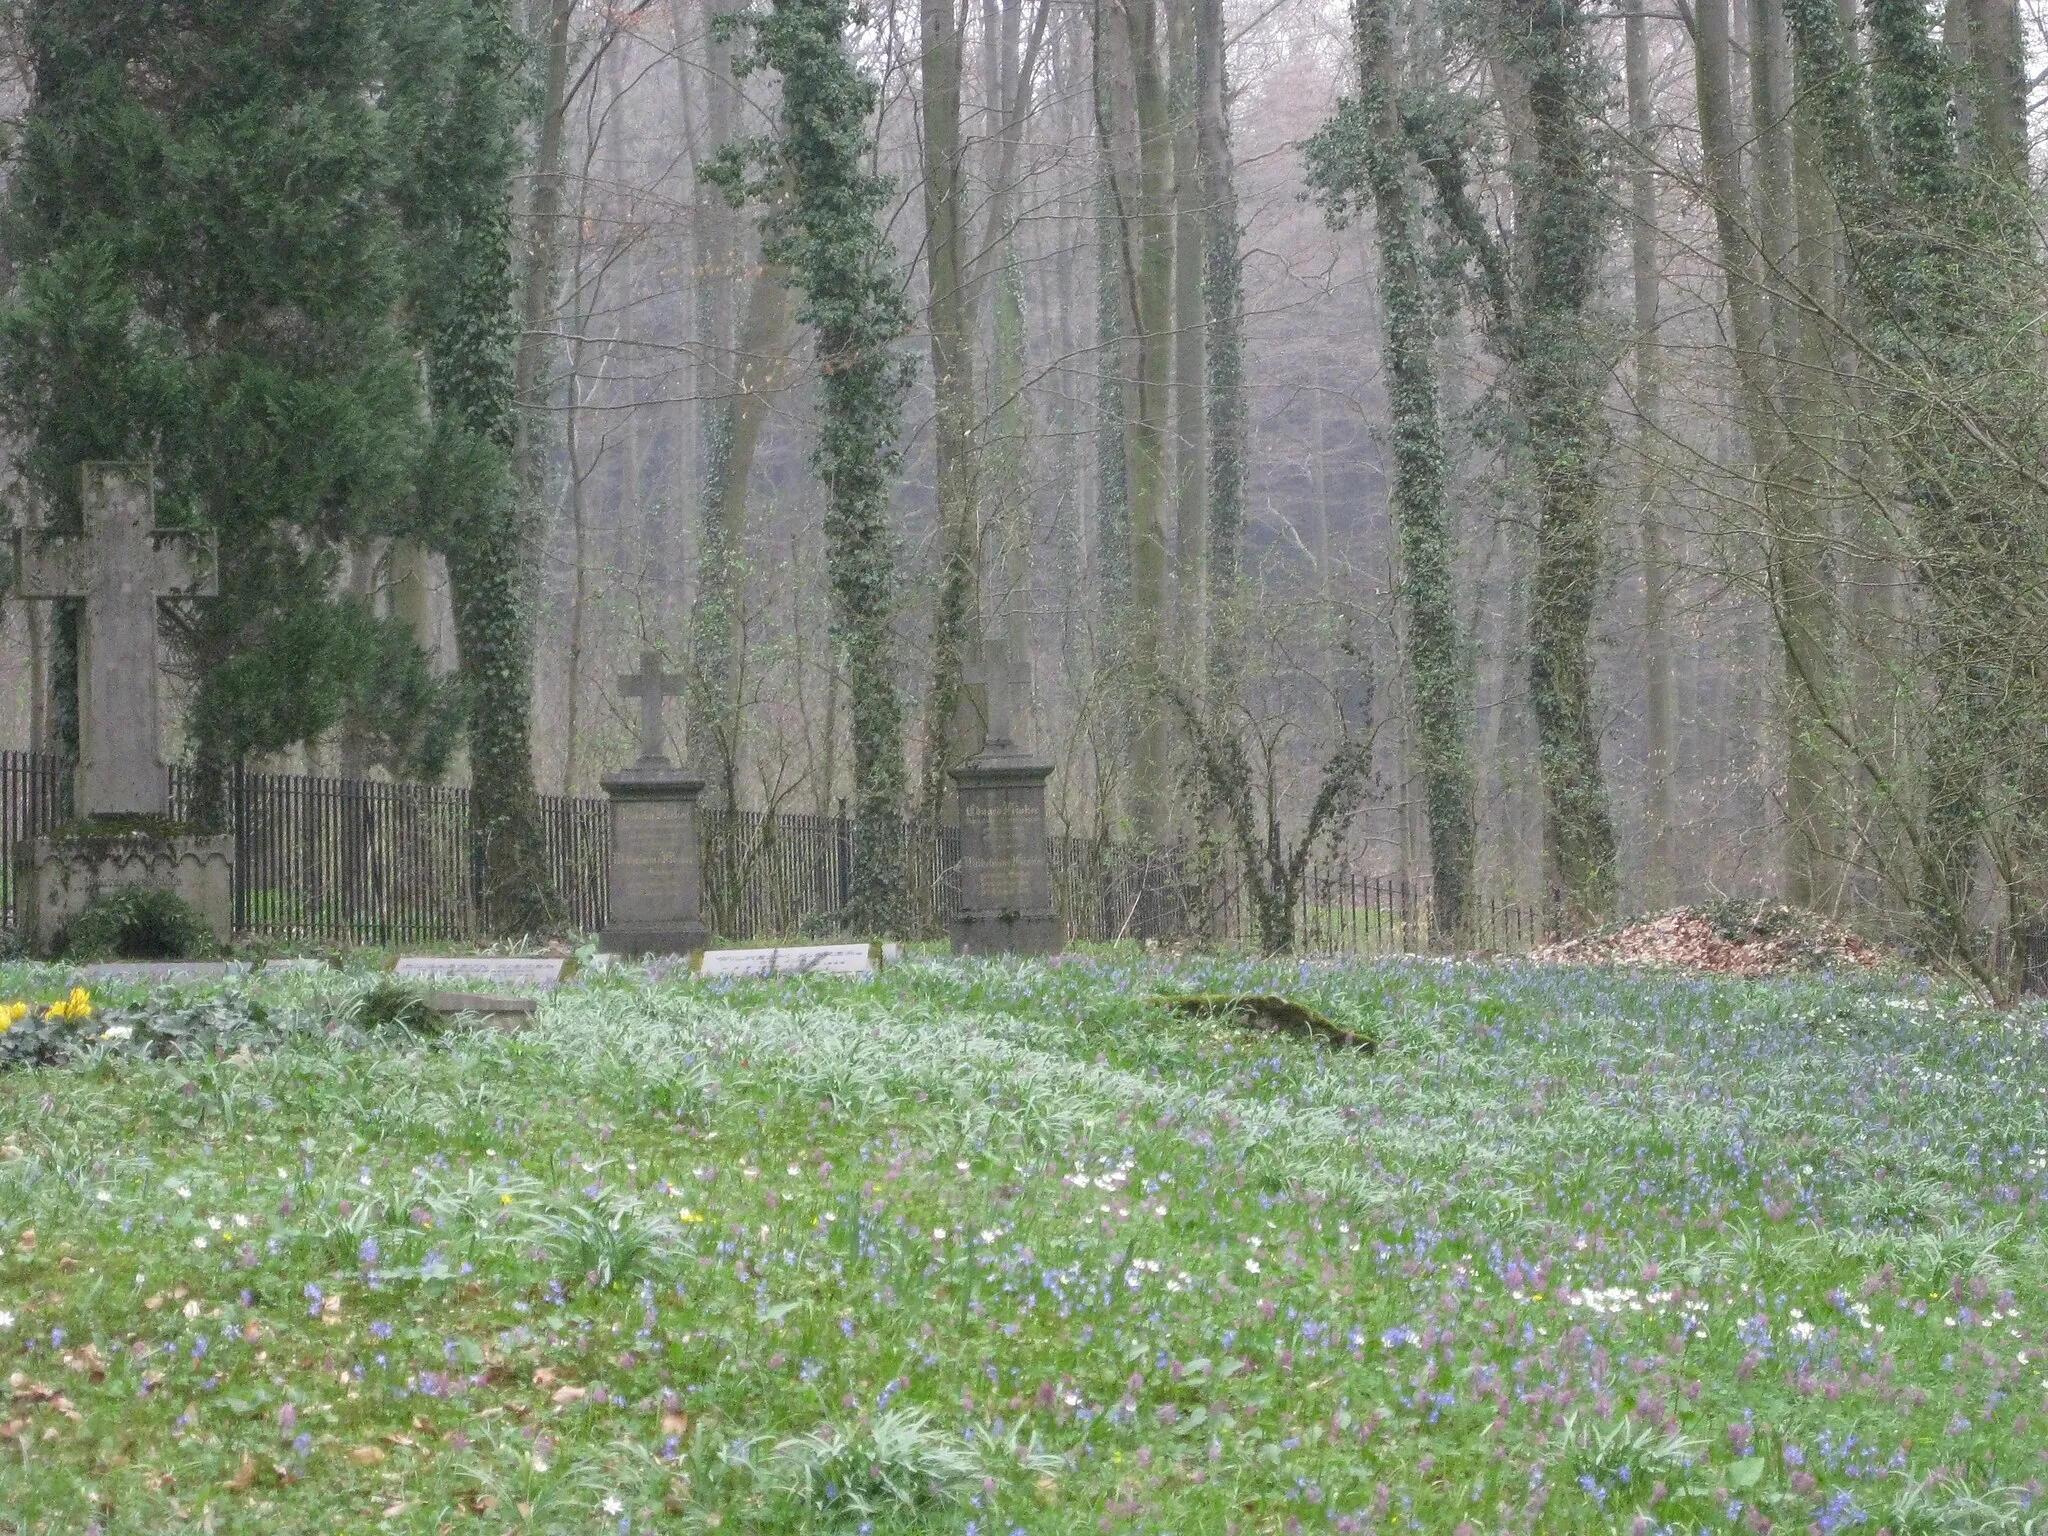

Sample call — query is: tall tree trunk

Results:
[1748,0,1837,906]
[563,358,591,795]
[1099,0,1174,844]
[1627,0,1674,911]
[1196,0,1242,724]
[690,261,795,813]
[1348,0,1476,941]
[1961,0,2026,172]
[437,0,562,932]
[1092,20,1132,829]
[1168,0,1205,672]
[919,0,982,821]
[723,0,915,933]
[1510,0,1617,930]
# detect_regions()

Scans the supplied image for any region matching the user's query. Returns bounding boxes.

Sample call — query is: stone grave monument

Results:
[947,644,1061,956]
[598,651,709,957]
[10,464,230,954]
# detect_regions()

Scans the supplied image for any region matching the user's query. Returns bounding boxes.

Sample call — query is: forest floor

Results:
[1531,904,1884,980]
[1,954,2045,1535]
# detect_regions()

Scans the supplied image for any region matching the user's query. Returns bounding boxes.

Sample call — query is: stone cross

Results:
[966,639,1033,759]
[618,650,686,767]
[12,464,218,817]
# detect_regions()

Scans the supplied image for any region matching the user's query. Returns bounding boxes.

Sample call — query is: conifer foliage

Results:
[2,0,558,932]
[0,1,453,789]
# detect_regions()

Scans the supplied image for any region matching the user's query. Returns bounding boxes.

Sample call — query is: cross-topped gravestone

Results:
[600,647,706,957]
[965,638,1033,760]
[618,650,685,768]
[950,634,1059,955]
[13,464,218,817]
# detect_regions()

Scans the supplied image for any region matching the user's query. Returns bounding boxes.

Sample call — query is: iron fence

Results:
[0,749,1538,953]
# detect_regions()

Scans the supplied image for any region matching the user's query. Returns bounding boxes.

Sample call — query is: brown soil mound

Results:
[1531,902,1883,978]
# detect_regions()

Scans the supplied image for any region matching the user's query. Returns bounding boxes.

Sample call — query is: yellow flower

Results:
[679,1208,706,1224]
[0,1000,25,1033]
[45,987,93,1023]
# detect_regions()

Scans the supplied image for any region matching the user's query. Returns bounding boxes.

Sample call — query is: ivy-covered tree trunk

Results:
[1509,0,1617,932]
[418,0,562,934]
[1785,0,2044,987]
[714,0,914,934]
[1356,0,1474,944]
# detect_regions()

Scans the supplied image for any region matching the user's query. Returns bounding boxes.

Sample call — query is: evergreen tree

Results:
[0,0,455,802]
[709,0,915,934]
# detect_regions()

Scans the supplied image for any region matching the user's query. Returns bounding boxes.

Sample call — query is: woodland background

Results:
[0,0,2038,982]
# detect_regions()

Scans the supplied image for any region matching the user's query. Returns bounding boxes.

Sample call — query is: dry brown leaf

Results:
[349,1445,385,1467]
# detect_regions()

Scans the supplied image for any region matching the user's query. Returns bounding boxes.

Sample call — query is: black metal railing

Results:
[0,750,70,926]
[0,749,1538,953]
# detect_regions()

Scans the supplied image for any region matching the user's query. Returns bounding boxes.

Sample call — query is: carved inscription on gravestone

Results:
[962,789,1045,911]
[612,798,694,921]
[948,758,1059,955]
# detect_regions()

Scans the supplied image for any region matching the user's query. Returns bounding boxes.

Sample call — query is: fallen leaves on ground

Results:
[1533,901,1883,977]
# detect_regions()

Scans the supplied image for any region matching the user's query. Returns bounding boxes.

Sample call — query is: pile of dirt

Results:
[1531,901,1884,978]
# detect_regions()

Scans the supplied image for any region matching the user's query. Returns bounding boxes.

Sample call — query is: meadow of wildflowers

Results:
[0,953,2045,1534]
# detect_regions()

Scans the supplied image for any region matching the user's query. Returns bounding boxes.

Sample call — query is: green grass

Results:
[1,955,2045,1533]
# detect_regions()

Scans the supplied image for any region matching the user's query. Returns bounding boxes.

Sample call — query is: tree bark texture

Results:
[1506,0,1617,931]
[918,0,982,821]
[1626,0,1674,912]
[1196,0,1242,723]
[1352,0,1476,943]
[690,259,796,812]
[1098,0,1174,845]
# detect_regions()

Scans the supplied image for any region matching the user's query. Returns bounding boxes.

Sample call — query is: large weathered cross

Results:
[618,650,685,768]
[965,637,1033,760]
[12,464,218,818]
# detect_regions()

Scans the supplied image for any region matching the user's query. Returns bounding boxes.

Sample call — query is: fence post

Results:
[835,798,852,915]
[232,759,247,935]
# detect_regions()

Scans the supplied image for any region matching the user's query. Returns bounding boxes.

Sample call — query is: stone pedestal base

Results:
[948,755,1062,957]
[599,768,710,958]
[14,827,234,957]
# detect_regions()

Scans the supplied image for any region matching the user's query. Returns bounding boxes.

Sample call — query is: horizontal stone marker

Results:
[75,961,231,984]
[72,958,333,985]
[422,991,537,1030]
[392,956,568,989]
[697,943,894,978]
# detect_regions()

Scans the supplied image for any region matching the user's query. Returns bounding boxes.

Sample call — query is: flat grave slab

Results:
[421,991,538,1030]
[72,958,333,985]
[697,943,898,978]
[392,956,568,989]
